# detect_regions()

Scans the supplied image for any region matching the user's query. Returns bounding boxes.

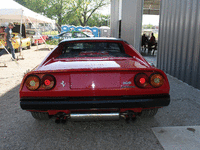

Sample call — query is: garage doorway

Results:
[141,0,160,67]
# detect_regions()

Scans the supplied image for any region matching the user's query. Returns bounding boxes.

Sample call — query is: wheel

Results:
[139,108,158,117]
[27,43,31,49]
[30,112,50,120]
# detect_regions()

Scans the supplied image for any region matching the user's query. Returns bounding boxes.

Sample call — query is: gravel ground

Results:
[0,44,55,96]
[0,46,200,150]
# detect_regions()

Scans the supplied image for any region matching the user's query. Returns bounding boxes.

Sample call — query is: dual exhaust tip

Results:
[55,112,136,123]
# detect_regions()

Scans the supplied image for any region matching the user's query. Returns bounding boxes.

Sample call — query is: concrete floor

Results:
[0,47,200,150]
[141,49,157,67]
[142,50,200,150]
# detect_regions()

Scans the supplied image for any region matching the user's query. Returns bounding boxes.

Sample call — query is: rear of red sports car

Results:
[19,38,170,122]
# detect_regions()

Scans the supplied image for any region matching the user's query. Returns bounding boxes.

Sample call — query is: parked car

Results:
[0,32,31,50]
[19,38,170,123]
[26,29,48,46]
[47,31,89,41]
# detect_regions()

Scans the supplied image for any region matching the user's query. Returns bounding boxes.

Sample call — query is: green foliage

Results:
[46,39,59,45]
[15,0,71,26]
[14,0,110,27]
[143,24,154,29]
[65,13,110,27]
[14,0,49,15]
[68,0,110,26]
[87,13,110,27]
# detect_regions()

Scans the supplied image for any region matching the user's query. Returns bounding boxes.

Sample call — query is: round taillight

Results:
[150,74,164,88]
[41,75,56,90]
[134,73,149,88]
[44,79,51,86]
[25,75,40,91]
[139,78,146,84]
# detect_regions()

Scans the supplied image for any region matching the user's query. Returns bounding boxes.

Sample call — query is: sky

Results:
[142,15,159,26]
[98,4,160,26]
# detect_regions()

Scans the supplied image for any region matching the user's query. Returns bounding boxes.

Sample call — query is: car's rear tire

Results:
[31,112,50,120]
[139,108,158,117]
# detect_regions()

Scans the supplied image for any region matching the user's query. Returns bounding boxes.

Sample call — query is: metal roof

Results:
[143,0,160,15]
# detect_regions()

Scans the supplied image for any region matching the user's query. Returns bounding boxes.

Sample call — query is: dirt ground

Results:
[0,44,56,96]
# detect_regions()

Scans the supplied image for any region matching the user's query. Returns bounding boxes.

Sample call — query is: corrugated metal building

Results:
[157,0,200,89]
[111,0,200,90]
[110,0,160,52]
[111,0,144,51]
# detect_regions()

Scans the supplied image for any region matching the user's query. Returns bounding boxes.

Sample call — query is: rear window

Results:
[57,42,130,58]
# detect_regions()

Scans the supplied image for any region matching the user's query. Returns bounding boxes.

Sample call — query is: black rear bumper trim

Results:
[20,95,170,110]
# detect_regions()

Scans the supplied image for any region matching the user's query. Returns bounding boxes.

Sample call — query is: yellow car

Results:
[0,33,31,50]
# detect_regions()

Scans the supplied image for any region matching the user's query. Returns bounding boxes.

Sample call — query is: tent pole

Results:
[20,10,23,55]
[0,41,19,65]
[36,17,38,50]
[18,9,24,60]
[26,16,51,51]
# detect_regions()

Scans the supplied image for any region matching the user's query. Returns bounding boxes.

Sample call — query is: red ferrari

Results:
[19,38,170,123]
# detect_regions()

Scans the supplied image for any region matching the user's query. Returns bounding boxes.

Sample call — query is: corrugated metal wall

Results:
[157,0,200,89]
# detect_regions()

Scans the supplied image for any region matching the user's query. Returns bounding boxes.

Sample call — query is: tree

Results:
[87,13,110,27]
[69,0,109,26]
[14,0,46,14]
[15,0,70,26]
[14,0,110,27]
[143,24,154,29]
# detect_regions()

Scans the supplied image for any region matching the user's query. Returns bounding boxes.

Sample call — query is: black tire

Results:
[139,108,158,117]
[31,112,50,120]
[27,44,31,49]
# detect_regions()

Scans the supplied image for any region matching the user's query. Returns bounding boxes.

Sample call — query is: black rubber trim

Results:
[20,94,170,110]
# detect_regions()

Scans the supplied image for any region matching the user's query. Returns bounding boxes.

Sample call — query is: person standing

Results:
[2,23,16,60]
[148,33,157,52]
[141,34,148,51]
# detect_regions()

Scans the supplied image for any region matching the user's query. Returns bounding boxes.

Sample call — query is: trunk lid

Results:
[37,58,150,72]
[70,72,121,89]
[36,58,151,90]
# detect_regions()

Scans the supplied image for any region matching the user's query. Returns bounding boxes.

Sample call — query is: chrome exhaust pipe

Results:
[70,113,120,121]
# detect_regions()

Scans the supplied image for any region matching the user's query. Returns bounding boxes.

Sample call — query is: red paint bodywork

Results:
[19,38,170,116]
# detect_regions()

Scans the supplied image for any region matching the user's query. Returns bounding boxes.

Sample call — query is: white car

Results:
[26,29,48,46]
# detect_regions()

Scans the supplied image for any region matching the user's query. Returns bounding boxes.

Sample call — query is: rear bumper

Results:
[20,94,170,110]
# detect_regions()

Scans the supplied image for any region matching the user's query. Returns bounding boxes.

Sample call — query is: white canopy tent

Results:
[0,0,55,54]
[0,0,55,25]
